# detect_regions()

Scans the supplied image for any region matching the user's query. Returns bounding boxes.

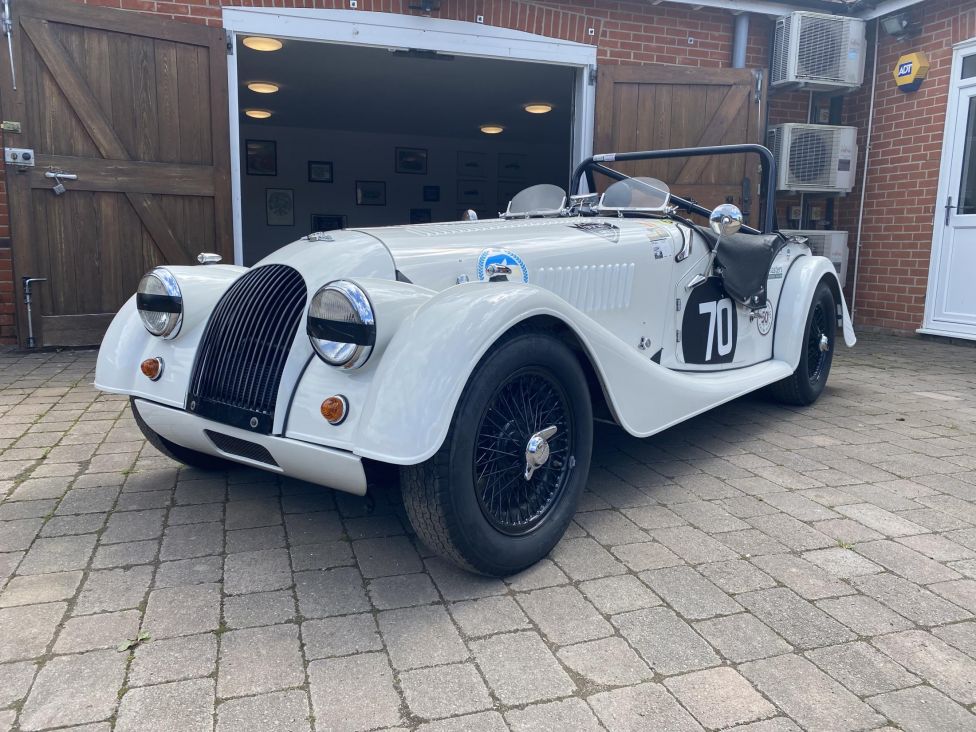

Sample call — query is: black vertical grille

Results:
[188,265,307,434]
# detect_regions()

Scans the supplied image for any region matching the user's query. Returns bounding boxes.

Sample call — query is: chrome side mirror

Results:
[461,209,478,221]
[709,204,743,238]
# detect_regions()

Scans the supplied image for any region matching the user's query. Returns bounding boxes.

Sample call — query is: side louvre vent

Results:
[188,265,307,434]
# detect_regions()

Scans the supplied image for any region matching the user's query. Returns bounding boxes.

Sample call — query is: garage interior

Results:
[236,38,576,264]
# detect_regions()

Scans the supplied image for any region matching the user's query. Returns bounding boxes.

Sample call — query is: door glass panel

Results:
[958,97,976,214]
[963,54,976,79]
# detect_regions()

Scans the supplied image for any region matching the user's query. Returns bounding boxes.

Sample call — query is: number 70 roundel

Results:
[682,278,738,365]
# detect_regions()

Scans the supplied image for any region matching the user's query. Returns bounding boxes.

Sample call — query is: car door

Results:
[660,227,773,371]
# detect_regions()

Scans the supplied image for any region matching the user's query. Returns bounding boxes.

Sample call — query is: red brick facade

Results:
[0,0,965,342]
[838,0,976,333]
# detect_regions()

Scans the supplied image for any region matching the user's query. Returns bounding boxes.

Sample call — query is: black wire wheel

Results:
[401,330,593,576]
[473,368,574,536]
[770,279,837,406]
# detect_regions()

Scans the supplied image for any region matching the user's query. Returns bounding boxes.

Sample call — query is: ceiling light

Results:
[523,103,552,114]
[480,124,504,134]
[245,109,272,119]
[247,82,279,94]
[242,36,283,52]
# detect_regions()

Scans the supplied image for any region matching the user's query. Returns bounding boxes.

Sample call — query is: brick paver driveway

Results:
[2,334,976,731]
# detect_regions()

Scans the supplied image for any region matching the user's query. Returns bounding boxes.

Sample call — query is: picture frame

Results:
[410,208,432,225]
[308,161,333,183]
[311,214,346,232]
[396,147,428,175]
[457,151,487,179]
[423,185,440,202]
[457,180,486,205]
[246,139,276,176]
[356,180,386,206]
[266,188,294,226]
[498,153,527,180]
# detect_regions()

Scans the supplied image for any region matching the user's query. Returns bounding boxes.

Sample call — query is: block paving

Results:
[1,334,976,730]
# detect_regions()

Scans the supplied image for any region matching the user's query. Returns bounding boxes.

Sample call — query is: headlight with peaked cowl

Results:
[307,280,375,369]
[136,268,183,338]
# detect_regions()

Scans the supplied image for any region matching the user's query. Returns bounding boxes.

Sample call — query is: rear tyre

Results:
[130,397,230,470]
[401,332,593,576]
[770,280,836,406]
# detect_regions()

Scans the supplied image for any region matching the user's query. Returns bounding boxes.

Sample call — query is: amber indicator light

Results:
[320,395,348,425]
[140,357,163,381]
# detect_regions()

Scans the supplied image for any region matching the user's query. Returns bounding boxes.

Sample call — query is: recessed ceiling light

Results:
[245,109,272,119]
[480,124,504,134]
[523,103,552,114]
[242,36,283,52]
[247,82,279,94]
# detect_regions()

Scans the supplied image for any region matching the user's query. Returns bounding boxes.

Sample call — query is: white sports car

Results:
[96,144,855,576]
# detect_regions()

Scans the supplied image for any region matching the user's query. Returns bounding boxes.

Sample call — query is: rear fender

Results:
[773,255,856,371]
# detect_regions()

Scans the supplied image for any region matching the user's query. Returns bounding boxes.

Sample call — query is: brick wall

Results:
[839,0,976,333]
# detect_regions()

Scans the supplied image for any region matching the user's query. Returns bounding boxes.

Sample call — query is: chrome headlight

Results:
[136,268,182,338]
[307,280,375,369]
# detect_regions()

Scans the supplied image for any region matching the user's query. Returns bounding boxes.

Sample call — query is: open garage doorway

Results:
[224,9,596,265]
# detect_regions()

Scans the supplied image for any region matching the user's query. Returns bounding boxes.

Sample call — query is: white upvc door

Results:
[924,42,976,339]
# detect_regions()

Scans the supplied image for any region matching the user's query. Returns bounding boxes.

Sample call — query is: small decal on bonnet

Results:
[769,266,784,280]
[477,249,529,283]
[639,221,670,241]
[570,221,620,243]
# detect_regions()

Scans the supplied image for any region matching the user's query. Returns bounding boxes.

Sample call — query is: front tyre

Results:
[130,398,230,470]
[770,280,836,406]
[401,332,593,576]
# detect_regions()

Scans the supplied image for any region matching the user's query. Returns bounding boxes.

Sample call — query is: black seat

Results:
[701,230,789,308]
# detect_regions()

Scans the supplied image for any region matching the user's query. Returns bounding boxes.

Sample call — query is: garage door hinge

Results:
[676,329,681,343]
[226,37,234,55]
[589,67,597,85]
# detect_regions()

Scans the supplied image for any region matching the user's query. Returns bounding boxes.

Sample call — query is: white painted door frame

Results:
[921,36,976,339]
[222,7,598,265]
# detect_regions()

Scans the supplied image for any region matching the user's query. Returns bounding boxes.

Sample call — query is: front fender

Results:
[94,265,246,406]
[773,255,856,371]
[353,282,798,465]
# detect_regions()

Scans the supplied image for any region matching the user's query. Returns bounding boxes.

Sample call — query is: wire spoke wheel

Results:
[473,367,574,536]
[806,302,829,383]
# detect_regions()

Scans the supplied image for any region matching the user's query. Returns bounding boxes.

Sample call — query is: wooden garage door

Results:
[594,64,765,227]
[0,0,232,347]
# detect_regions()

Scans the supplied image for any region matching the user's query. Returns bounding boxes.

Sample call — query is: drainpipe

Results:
[850,18,880,317]
[732,13,749,68]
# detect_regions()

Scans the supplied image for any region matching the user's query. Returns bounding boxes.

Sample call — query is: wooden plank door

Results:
[0,0,232,347]
[594,64,765,227]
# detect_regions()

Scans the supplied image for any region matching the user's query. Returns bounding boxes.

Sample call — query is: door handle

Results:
[44,170,78,181]
[945,195,956,226]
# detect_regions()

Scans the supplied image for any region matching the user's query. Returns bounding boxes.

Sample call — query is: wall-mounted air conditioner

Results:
[782,229,849,287]
[767,124,858,194]
[771,11,866,92]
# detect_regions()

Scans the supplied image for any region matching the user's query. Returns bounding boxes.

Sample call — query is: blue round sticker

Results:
[477,249,529,283]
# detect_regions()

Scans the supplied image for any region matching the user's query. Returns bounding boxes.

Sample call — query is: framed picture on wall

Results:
[457,180,486,204]
[356,180,386,206]
[396,147,428,175]
[308,161,333,183]
[498,153,527,180]
[423,185,440,202]
[266,188,294,226]
[457,151,487,179]
[246,140,277,176]
[311,214,346,232]
[410,208,432,224]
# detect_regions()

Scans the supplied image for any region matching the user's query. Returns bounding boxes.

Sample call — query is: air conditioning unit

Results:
[782,229,849,287]
[767,124,858,194]
[771,11,866,92]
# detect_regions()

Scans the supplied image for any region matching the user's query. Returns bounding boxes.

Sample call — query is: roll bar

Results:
[570,144,776,235]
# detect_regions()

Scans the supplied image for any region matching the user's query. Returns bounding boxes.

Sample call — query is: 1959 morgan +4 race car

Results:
[96,144,855,576]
